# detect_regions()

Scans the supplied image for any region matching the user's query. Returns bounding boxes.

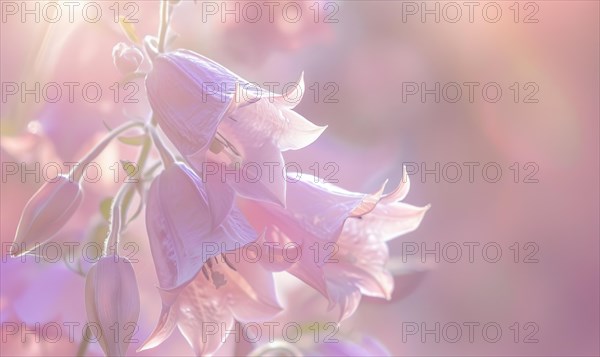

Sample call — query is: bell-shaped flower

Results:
[241,171,429,321]
[239,173,386,298]
[145,49,326,209]
[85,255,140,357]
[11,175,83,256]
[140,256,282,356]
[145,162,258,303]
[316,171,429,320]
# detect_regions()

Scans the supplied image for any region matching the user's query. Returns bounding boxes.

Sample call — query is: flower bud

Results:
[85,255,140,357]
[11,175,82,256]
[112,42,143,75]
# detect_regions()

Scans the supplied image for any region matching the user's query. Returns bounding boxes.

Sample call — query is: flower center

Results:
[201,254,237,289]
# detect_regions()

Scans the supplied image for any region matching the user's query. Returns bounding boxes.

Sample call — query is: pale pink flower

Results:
[241,172,429,320]
[11,175,83,256]
[85,255,140,357]
[140,257,282,356]
[145,49,326,209]
[145,162,257,299]
[239,174,385,297]
[323,172,430,320]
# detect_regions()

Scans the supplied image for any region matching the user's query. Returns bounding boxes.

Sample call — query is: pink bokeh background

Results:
[1,1,598,356]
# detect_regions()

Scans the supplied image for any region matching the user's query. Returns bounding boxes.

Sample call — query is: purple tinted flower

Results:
[146,49,326,207]
[145,162,257,299]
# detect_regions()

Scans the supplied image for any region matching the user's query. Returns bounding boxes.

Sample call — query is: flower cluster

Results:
[139,49,428,354]
[10,43,428,357]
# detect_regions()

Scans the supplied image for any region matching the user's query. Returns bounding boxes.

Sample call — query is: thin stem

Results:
[69,121,144,182]
[149,124,176,167]
[144,161,162,179]
[119,134,151,221]
[157,0,170,53]
[103,183,134,256]
[76,325,91,357]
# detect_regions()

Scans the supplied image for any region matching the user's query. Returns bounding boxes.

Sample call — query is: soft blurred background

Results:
[1,0,598,356]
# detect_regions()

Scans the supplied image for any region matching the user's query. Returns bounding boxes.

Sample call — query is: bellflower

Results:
[241,171,428,320]
[323,172,430,320]
[239,174,386,298]
[145,49,326,213]
[145,161,258,302]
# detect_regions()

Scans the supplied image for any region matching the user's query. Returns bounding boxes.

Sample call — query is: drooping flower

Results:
[145,161,258,301]
[140,256,282,356]
[240,171,429,320]
[11,175,83,256]
[85,255,140,357]
[145,49,326,210]
[239,173,386,298]
[322,172,430,320]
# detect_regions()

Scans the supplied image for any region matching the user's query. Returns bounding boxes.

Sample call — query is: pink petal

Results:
[336,220,395,297]
[325,276,363,321]
[275,108,327,151]
[364,203,430,242]
[138,306,177,352]
[227,141,287,206]
[286,251,330,297]
[322,226,394,320]
[204,169,235,229]
[227,260,282,322]
[381,168,411,204]
[273,72,305,110]
[350,179,387,217]
[227,92,326,152]
[174,276,235,356]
